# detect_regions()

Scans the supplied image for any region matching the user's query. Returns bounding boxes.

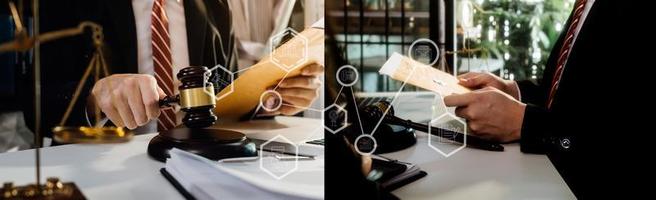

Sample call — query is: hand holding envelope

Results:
[214,27,324,119]
[379,52,524,143]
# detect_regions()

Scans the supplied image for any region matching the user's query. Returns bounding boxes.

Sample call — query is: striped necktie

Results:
[152,0,177,130]
[547,0,588,109]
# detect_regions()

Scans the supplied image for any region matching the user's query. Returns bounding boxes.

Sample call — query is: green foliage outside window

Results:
[463,0,573,80]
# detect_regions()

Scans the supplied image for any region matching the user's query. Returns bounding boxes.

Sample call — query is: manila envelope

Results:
[214,27,324,119]
[379,52,470,97]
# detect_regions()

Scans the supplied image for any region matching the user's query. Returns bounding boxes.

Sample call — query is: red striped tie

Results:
[547,0,588,109]
[152,0,177,131]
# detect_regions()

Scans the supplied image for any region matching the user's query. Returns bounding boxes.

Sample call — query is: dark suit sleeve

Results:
[516,24,568,154]
[520,103,582,155]
[514,2,568,153]
[202,0,239,94]
[516,80,546,107]
[520,105,550,153]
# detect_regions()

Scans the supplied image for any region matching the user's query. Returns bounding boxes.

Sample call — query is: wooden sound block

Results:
[147,128,258,162]
[2,178,86,200]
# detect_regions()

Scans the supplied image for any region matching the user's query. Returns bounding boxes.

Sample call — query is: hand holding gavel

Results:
[91,74,166,129]
[92,66,218,130]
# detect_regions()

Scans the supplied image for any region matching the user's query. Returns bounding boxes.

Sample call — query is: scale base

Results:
[147,127,258,162]
[2,178,86,200]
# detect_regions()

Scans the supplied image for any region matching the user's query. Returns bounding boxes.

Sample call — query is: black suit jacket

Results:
[515,1,642,197]
[29,0,237,136]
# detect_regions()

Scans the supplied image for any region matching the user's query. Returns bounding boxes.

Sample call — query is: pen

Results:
[257,147,316,159]
[275,155,315,161]
[218,154,314,163]
[218,156,259,163]
[427,125,505,152]
[397,117,504,152]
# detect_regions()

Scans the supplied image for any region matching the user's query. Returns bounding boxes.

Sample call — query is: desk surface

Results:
[378,93,576,199]
[0,111,575,199]
[385,132,575,200]
[0,116,322,200]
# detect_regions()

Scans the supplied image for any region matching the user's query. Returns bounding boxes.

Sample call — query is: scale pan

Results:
[52,126,133,144]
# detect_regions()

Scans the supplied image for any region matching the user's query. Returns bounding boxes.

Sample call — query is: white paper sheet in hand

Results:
[165,149,324,200]
[379,52,470,96]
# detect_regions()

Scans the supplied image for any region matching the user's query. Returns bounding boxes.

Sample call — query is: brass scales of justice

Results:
[1,0,256,199]
[1,0,130,199]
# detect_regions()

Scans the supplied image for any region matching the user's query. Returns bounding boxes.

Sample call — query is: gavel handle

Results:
[159,95,180,107]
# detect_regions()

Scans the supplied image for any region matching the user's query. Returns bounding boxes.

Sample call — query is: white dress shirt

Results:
[229,0,294,69]
[132,0,190,132]
[132,0,190,93]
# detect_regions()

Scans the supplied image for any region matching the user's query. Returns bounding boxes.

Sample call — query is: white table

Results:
[0,117,322,200]
[356,91,575,199]
[385,132,575,200]
[383,96,574,199]
[0,111,576,199]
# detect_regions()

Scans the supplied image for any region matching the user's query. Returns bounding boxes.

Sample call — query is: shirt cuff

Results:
[514,81,522,102]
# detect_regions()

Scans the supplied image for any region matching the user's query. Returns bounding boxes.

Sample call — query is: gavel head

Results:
[176,66,218,128]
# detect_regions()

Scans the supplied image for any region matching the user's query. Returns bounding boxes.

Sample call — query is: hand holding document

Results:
[214,27,324,119]
[379,52,470,97]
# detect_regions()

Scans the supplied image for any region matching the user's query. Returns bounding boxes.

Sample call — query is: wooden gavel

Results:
[148,66,256,162]
[158,66,218,128]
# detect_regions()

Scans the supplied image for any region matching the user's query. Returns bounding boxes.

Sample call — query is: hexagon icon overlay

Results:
[428,112,467,157]
[269,28,308,72]
[206,64,234,101]
[324,103,348,134]
[259,135,299,180]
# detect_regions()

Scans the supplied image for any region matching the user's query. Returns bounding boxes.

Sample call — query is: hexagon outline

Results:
[259,134,299,180]
[324,103,349,134]
[427,112,467,157]
[269,27,309,72]
[206,64,234,101]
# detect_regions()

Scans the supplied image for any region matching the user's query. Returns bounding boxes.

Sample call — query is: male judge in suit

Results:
[442,0,637,197]
[35,0,321,134]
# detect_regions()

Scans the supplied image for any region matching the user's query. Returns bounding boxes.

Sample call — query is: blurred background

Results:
[328,0,574,93]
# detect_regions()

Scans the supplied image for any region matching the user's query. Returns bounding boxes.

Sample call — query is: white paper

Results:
[379,52,470,96]
[165,149,324,200]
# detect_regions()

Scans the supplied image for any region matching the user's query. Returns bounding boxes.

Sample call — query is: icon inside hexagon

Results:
[324,104,348,134]
[269,28,308,72]
[428,112,467,157]
[206,64,234,101]
[336,65,359,87]
[259,135,298,180]
[354,134,377,156]
[408,38,440,66]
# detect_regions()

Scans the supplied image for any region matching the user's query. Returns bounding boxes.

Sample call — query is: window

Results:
[329,0,573,92]
[329,0,435,92]
[461,0,573,81]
